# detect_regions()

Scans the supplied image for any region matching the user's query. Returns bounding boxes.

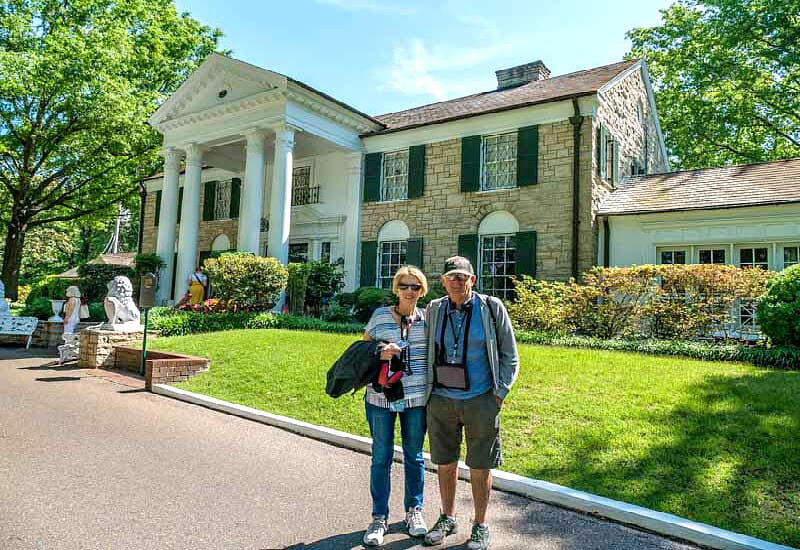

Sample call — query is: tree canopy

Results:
[0,0,222,297]
[628,0,800,169]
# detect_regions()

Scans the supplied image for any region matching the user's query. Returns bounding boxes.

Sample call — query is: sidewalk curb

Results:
[152,384,794,550]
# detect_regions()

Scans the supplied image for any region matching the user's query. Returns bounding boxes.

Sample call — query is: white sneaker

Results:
[405,506,427,537]
[363,516,387,546]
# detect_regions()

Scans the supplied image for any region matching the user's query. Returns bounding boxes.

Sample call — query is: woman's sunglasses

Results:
[398,283,422,291]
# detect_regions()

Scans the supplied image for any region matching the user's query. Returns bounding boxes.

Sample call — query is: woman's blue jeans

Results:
[365,401,426,518]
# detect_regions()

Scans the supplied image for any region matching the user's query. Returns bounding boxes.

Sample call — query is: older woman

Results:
[361,266,430,546]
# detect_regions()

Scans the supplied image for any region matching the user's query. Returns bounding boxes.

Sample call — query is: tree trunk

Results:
[2,223,26,301]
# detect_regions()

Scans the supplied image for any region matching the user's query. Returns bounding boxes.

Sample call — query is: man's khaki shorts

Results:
[427,390,502,469]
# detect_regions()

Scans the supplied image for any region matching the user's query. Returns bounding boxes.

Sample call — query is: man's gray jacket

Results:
[424,292,519,401]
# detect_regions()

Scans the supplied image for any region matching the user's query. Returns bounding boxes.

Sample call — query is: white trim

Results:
[641,61,670,171]
[153,384,795,550]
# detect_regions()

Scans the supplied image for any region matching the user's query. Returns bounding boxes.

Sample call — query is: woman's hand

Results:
[379,342,402,361]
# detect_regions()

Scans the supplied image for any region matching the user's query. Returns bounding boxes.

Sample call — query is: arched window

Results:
[478,211,519,300]
[377,220,410,289]
[211,234,231,251]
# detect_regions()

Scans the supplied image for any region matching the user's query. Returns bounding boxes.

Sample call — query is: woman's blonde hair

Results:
[392,265,428,296]
[66,286,81,298]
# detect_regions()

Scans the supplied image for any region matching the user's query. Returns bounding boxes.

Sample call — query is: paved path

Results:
[0,348,699,550]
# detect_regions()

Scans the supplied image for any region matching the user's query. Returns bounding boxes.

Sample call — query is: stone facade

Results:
[362,118,596,282]
[79,328,145,369]
[141,176,240,264]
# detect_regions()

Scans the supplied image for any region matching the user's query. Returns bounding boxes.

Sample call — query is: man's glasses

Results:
[444,273,470,282]
[398,283,422,291]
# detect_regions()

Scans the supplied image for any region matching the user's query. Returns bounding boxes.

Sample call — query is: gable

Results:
[149,54,288,128]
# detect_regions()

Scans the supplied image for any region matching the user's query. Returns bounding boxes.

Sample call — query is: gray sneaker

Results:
[423,513,457,546]
[363,516,387,546]
[466,522,490,550]
[405,506,427,537]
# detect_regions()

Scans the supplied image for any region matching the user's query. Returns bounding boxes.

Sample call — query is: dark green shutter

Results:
[406,238,423,268]
[154,190,162,226]
[457,234,479,267]
[363,153,382,203]
[230,178,241,219]
[203,181,216,221]
[515,231,537,278]
[177,187,183,223]
[408,145,426,199]
[460,136,481,192]
[612,139,620,185]
[516,125,539,186]
[198,251,212,268]
[360,241,378,287]
[596,126,603,177]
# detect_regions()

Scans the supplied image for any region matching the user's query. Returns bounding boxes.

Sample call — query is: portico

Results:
[147,54,381,303]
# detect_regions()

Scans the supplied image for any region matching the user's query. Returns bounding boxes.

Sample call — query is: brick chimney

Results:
[495,60,550,90]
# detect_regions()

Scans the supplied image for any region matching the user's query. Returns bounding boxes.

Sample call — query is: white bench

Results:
[0,316,39,349]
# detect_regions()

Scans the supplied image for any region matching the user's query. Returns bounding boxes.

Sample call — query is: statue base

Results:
[99,321,144,333]
[79,327,145,369]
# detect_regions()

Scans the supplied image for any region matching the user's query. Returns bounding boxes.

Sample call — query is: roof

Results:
[370,59,639,134]
[55,252,137,279]
[598,157,800,216]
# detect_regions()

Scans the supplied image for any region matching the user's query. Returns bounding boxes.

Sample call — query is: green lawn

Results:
[151,329,800,547]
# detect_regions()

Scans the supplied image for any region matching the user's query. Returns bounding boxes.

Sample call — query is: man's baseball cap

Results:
[443,256,474,277]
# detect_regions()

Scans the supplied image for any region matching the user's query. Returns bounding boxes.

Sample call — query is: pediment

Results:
[150,54,288,127]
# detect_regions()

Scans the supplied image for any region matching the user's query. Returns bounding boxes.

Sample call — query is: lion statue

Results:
[103,276,141,331]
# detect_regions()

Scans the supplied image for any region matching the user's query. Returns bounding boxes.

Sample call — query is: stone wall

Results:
[140,181,239,261]
[0,321,96,348]
[361,118,596,282]
[79,328,145,369]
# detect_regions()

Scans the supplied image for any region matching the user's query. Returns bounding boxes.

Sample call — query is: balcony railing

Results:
[292,185,319,206]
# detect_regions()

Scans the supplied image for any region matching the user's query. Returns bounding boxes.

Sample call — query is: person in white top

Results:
[63,286,82,334]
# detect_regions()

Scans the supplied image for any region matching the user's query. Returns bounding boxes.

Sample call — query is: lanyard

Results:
[443,300,472,364]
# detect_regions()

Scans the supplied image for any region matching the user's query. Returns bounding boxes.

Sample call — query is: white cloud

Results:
[315,0,417,15]
[382,37,513,102]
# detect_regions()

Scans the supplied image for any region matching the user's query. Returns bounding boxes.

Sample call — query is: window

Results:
[480,235,516,300]
[482,132,517,191]
[289,243,309,264]
[699,248,726,265]
[214,180,232,220]
[784,246,800,268]
[381,150,409,201]
[321,241,332,263]
[739,247,768,269]
[292,165,319,206]
[659,250,687,265]
[378,240,407,289]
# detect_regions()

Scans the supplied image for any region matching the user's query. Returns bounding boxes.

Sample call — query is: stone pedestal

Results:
[79,327,145,369]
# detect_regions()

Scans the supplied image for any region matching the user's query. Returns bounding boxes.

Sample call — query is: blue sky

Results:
[175,0,672,116]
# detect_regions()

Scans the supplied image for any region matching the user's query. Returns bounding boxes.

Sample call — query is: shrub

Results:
[286,263,311,315]
[203,252,288,311]
[77,264,137,302]
[418,279,447,308]
[20,297,53,320]
[305,260,345,316]
[26,276,74,303]
[15,285,31,305]
[757,264,800,346]
[353,286,395,323]
[508,277,592,334]
[321,303,356,323]
[88,302,106,322]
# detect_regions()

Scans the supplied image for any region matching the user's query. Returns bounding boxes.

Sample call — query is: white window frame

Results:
[656,247,688,265]
[737,245,769,269]
[782,244,800,269]
[481,132,517,191]
[288,241,310,264]
[479,234,516,300]
[377,240,407,289]
[380,150,409,202]
[698,247,727,265]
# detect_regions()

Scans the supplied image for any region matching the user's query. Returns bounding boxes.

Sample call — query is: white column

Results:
[175,144,204,300]
[267,124,296,264]
[155,149,181,303]
[343,152,363,291]
[310,238,322,261]
[237,129,267,253]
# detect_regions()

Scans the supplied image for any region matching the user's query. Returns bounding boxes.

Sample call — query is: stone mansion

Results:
[141,53,800,303]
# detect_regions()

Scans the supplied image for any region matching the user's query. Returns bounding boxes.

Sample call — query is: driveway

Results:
[0,348,698,549]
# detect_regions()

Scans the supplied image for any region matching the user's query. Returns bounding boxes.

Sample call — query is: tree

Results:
[0,0,222,299]
[628,0,800,170]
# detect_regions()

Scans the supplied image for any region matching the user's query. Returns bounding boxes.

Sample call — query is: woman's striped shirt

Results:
[364,306,428,409]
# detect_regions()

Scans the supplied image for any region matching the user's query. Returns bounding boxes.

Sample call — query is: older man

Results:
[423,256,519,550]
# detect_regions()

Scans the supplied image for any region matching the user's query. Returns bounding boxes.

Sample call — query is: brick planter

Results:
[114,346,209,390]
[79,327,145,368]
